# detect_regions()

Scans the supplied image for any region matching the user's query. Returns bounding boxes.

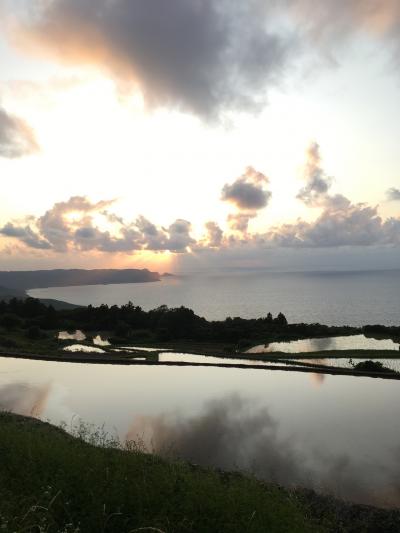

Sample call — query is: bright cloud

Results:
[1,146,399,258]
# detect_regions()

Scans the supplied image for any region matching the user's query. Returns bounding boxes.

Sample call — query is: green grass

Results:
[0,412,329,533]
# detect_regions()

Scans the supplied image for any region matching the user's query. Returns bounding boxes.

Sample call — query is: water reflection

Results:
[63,344,105,353]
[0,382,50,417]
[92,335,111,346]
[159,352,285,367]
[120,346,167,352]
[0,357,399,508]
[297,358,400,373]
[126,394,400,507]
[58,330,86,341]
[248,334,400,353]
[311,373,326,387]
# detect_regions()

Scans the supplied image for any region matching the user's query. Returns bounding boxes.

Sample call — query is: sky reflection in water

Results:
[247,334,400,353]
[0,357,399,508]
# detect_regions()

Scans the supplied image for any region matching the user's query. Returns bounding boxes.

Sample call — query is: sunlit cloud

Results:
[0,195,196,255]
[0,144,399,263]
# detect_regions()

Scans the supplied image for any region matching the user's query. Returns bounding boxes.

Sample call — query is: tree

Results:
[274,312,288,326]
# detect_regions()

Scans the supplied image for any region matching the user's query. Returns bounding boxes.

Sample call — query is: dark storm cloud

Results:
[0,106,38,158]
[12,0,295,120]
[222,167,272,211]
[387,188,400,201]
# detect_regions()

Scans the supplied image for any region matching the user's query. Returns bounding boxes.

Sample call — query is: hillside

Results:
[0,268,160,290]
[0,285,81,310]
[0,413,399,532]
[0,285,26,301]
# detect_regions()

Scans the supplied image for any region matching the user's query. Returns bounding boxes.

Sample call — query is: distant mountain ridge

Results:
[0,268,160,291]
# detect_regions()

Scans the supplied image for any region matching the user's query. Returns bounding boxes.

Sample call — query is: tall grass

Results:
[0,412,326,533]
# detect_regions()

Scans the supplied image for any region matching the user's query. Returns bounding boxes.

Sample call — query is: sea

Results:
[29,268,400,326]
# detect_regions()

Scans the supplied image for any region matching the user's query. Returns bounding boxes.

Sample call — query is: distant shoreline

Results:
[0,268,163,291]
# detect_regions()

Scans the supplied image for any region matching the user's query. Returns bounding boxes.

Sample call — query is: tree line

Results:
[0,297,367,345]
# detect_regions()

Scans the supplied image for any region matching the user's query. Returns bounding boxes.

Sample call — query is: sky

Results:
[0,0,399,272]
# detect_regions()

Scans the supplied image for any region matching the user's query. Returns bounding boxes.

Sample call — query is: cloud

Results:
[296,142,333,207]
[221,167,271,236]
[289,0,400,43]
[227,213,257,234]
[37,196,115,252]
[203,221,223,248]
[0,196,195,254]
[0,106,38,158]
[222,167,271,211]
[387,188,400,201]
[0,222,52,250]
[4,1,400,124]
[7,0,296,120]
[268,202,386,247]
[134,216,195,253]
[0,141,399,258]
[166,219,196,253]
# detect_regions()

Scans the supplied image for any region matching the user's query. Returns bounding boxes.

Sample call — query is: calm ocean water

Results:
[29,269,400,326]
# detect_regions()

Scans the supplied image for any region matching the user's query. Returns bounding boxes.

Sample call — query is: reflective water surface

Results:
[0,356,399,508]
[29,269,400,326]
[58,330,86,341]
[248,334,400,353]
[294,358,400,373]
[158,352,285,366]
[63,344,105,353]
[92,335,111,346]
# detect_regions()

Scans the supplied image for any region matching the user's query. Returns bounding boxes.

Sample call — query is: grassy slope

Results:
[1,414,400,532]
[0,412,328,533]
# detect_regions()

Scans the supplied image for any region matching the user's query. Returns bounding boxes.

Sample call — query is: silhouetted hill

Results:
[0,285,81,310]
[35,298,82,310]
[0,269,160,291]
[0,285,26,301]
